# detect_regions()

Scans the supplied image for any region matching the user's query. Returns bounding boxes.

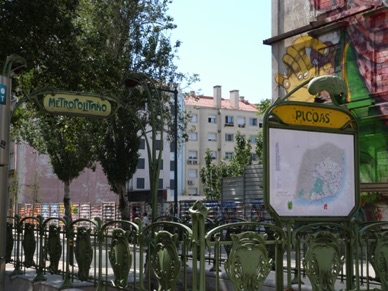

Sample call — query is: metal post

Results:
[173,87,178,216]
[0,55,26,291]
[158,85,179,216]
[0,75,11,291]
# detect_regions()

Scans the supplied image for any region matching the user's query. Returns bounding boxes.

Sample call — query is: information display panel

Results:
[269,128,355,217]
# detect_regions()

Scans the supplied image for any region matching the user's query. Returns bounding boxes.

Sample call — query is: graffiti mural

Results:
[276,2,388,192]
[275,35,339,102]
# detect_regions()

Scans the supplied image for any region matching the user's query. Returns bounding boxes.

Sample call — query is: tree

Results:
[16,108,98,218]
[3,0,192,221]
[200,132,253,200]
[97,106,141,222]
[255,129,264,164]
[0,0,84,90]
[1,0,100,218]
[200,150,222,200]
[78,0,186,220]
[229,132,252,176]
[257,98,272,115]
[255,99,270,165]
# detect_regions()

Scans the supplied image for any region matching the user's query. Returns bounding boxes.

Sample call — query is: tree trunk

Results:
[64,180,72,219]
[117,183,131,222]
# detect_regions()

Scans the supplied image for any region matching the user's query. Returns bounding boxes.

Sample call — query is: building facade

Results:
[266,0,388,212]
[184,86,261,198]
[126,91,185,206]
[10,87,260,213]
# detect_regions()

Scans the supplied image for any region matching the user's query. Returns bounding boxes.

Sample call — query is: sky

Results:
[168,1,272,105]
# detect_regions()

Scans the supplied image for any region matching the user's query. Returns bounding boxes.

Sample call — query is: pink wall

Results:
[16,143,118,205]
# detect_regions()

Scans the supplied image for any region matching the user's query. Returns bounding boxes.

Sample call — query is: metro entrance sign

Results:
[271,104,352,129]
[263,75,360,222]
[42,93,112,118]
[0,58,117,288]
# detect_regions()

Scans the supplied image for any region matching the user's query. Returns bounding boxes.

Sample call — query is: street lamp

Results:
[158,84,179,217]
[124,73,179,219]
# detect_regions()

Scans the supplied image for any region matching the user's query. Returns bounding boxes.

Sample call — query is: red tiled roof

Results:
[184,96,258,112]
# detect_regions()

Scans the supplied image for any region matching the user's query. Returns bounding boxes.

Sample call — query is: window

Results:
[188,150,198,164]
[249,135,256,144]
[170,179,175,189]
[210,151,217,159]
[237,116,246,127]
[170,160,175,171]
[188,188,198,196]
[249,118,258,126]
[225,116,234,126]
[140,138,145,150]
[208,115,216,123]
[259,122,263,128]
[159,159,163,170]
[188,150,198,159]
[137,178,145,189]
[208,132,217,141]
[137,158,145,169]
[189,132,198,141]
[158,178,163,189]
[251,153,258,161]
[225,152,233,160]
[190,114,198,123]
[188,169,198,178]
[225,133,234,142]
[170,141,175,152]
[156,140,162,150]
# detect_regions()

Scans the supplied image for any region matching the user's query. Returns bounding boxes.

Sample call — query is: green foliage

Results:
[200,150,222,200]
[8,171,19,211]
[200,132,253,200]
[229,132,252,176]
[2,0,196,220]
[257,98,272,115]
[255,129,264,164]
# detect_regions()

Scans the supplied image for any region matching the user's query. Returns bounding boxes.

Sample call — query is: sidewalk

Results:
[4,266,362,291]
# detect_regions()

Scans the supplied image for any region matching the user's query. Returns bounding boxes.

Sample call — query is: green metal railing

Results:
[5,200,388,291]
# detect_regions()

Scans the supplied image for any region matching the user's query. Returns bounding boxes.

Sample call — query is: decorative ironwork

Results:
[152,230,181,291]
[47,224,62,274]
[303,231,344,291]
[74,226,93,281]
[108,228,132,288]
[6,222,13,263]
[22,222,36,267]
[224,231,272,290]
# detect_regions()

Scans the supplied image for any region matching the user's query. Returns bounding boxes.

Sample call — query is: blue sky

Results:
[168,1,272,104]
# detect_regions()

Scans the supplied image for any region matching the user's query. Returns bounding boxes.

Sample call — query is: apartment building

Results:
[184,86,261,198]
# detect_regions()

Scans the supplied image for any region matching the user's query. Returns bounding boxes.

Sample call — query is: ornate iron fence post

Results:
[60,216,74,290]
[10,214,23,277]
[33,215,47,282]
[189,200,209,291]
[95,218,104,291]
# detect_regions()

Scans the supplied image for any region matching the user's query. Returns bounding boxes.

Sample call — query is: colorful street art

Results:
[275,2,388,197]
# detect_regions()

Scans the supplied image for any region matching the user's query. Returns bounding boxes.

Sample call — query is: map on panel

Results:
[269,128,355,217]
[297,143,345,201]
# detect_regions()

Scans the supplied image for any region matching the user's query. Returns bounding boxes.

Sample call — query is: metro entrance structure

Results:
[3,57,388,290]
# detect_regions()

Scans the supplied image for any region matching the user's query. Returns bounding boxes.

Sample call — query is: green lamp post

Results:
[124,73,167,221]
